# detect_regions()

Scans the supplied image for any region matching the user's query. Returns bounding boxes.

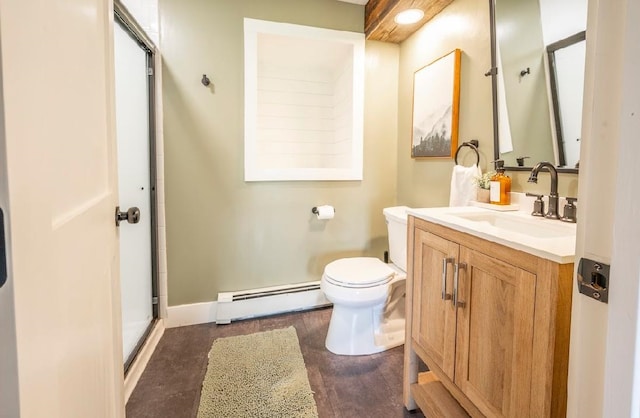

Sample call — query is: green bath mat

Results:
[197,326,318,418]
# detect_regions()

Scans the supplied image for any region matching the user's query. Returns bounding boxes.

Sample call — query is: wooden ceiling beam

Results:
[365,0,454,43]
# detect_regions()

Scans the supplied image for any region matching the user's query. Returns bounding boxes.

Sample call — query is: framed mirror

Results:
[489,0,587,173]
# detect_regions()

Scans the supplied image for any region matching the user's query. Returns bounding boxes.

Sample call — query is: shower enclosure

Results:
[113,10,158,372]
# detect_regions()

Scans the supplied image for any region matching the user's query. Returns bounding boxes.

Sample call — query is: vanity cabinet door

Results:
[412,228,459,380]
[454,246,537,418]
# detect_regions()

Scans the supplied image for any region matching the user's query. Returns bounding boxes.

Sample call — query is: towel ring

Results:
[454,140,480,166]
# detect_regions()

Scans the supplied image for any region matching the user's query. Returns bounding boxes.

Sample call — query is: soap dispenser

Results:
[490,160,511,205]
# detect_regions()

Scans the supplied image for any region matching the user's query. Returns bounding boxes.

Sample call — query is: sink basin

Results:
[450,211,574,239]
[407,206,577,263]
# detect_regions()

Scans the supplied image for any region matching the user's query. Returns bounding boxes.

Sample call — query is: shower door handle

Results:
[115,206,141,226]
[0,208,6,288]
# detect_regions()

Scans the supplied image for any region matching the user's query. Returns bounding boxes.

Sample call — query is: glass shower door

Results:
[114,19,156,369]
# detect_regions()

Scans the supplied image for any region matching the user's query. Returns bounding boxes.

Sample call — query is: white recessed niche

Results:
[244,18,365,181]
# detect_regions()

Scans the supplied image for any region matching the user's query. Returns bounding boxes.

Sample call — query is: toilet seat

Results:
[324,257,395,288]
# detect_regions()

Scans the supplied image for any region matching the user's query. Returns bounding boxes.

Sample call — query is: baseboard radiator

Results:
[215,281,331,324]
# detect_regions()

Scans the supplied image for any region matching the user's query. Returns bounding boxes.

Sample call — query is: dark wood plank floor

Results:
[126,307,425,418]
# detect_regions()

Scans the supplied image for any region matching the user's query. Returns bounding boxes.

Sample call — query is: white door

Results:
[0,0,125,416]
[114,19,155,368]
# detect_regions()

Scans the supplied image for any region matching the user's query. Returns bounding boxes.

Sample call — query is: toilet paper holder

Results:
[312,206,336,215]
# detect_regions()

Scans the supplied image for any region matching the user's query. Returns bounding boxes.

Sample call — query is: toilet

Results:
[321,206,409,355]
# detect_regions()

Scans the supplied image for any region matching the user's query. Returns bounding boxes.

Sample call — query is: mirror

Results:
[489,0,587,172]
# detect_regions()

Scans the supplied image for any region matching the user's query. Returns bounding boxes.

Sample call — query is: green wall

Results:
[160,0,399,305]
[397,0,494,207]
[396,0,578,207]
[161,0,578,306]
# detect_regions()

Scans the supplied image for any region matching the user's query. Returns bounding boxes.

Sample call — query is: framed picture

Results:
[411,49,461,158]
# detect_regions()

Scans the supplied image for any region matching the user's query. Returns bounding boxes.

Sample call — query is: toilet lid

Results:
[324,257,395,287]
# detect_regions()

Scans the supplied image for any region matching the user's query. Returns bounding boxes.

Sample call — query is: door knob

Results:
[115,206,141,226]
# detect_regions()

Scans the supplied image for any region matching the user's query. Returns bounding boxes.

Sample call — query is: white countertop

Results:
[407,205,577,264]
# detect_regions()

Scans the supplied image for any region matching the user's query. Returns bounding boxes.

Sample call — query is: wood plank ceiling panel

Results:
[365,0,454,43]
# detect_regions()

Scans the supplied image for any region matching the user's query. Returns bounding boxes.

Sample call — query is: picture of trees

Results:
[411,49,461,158]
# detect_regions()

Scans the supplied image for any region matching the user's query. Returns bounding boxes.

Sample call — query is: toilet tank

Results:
[383,206,410,272]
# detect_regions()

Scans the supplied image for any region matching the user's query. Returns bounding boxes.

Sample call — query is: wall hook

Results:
[516,156,530,167]
[484,67,498,77]
[520,67,530,77]
[201,74,211,86]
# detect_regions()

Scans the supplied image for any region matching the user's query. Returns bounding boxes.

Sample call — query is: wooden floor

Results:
[126,307,425,418]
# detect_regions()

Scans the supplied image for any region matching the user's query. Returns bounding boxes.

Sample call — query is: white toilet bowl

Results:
[321,257,406,355]
[321,206,409,356]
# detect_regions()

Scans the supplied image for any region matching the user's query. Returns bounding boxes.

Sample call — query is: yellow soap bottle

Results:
[489,160,511,205]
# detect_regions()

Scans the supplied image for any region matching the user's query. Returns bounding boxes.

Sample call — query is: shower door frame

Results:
[114,4,159,374]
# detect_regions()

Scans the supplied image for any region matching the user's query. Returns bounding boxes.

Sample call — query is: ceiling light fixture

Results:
[394,9,425,25]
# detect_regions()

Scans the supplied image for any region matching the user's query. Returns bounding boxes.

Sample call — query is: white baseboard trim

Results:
[166,286,330,328]
[166,301,219,328]
[124,319,165,403]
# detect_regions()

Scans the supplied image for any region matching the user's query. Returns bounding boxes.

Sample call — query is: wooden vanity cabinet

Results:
[404,216,574,418]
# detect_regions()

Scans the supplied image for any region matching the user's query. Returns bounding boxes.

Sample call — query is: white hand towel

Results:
[449,164,482,207]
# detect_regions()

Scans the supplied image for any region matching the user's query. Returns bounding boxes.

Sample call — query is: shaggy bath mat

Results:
[196,326,318,418]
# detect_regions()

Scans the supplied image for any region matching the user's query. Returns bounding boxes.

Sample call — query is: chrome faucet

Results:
[527,161,559,219]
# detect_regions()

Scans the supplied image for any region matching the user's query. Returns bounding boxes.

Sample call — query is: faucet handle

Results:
[561,197,578,223]
[526,193,545,217]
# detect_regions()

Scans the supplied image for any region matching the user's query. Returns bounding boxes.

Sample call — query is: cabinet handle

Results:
[442,257,454,300]
[453,262,467,308]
